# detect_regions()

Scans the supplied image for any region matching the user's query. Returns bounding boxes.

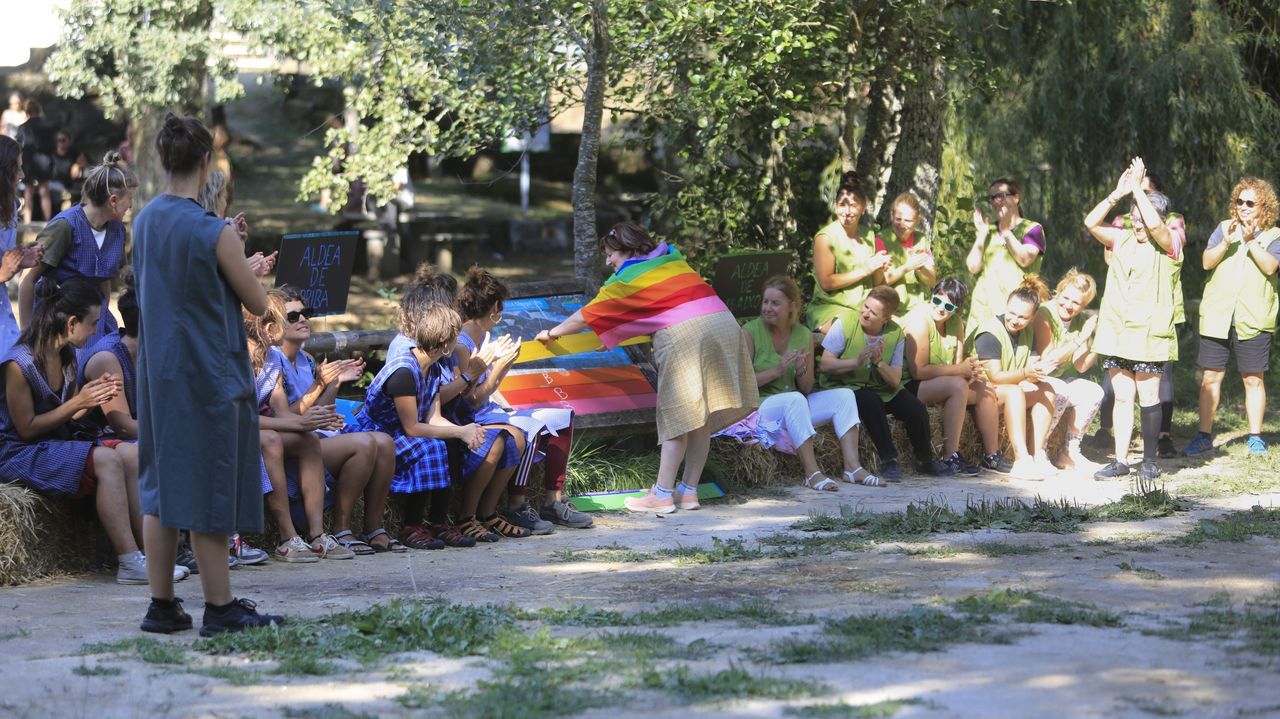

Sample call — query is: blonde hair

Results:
[197,169,230,216]
[1054,269,1097,307]
[81,151,137,207]
[761,275,802,325]
[1231,177,1278,229]
[244,289,288,371]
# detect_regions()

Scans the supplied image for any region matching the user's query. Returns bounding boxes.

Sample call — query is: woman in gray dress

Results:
[133,113,283,636]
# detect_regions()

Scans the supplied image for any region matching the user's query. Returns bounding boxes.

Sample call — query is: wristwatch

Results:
[459,372,474,386]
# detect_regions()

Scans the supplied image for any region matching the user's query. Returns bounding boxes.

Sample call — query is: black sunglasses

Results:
[988,191,1015,202]
[1236,198,1257,208]
[286,308,315,323]
[931,295,958,313]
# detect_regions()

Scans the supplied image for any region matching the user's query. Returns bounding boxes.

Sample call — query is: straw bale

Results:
[0,485,101,586]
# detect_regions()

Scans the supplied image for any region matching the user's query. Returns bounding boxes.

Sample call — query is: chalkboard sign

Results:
[711,250,795,319]
[274,231,359,316]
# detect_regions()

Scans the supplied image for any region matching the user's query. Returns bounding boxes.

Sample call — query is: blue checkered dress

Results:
[254,349,284,494]
[0,345,95,498]
[37,206,125,346]
[348,335,451,493]
[76,332,136,437]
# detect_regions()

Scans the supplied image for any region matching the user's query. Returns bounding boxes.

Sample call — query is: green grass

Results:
[1116,561,1167,581]
[954,588,1124,628]
[189,665,268,686]
[80,637,188,665]
[281,705,377,719]
[758,607,999,664]
[897,541,1045,558]
[783,699,928,718]
[525,598,809,628]
[634,664,824,703]
[793,483,1194,542]
[564,441,663,496]
[551,531,872,565]
[1146,590,1280,657]
[1164,506,1280,546]
[397,678,612,719]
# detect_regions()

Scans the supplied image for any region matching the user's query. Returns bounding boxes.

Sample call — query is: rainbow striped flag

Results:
[581,245,729,348]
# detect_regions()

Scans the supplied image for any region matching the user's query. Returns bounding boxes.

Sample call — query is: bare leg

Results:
[460,434,505,518]
[261,430,301,540]
[318,433,376,535]
[995,385,1030,460]
[969,380,1001,454]
[1110,369,1137,463]
[115,442,143,549]
[679,423,712,490]
[362,433,396,539]
[280,431,326,538]
[656,434,688,491]
[143,516,179,600]
[190,531,232,606]
[1027,383,1057,462]
[1198,368,1225,434]
[837,425,862,473]
[1242,372,1266,435]
[93,447,141,555]
[795,437,821,478]
[475,435,510,517]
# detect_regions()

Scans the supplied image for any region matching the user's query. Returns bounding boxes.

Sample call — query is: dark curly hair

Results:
[0,135,20,228]
[456,266,510,321]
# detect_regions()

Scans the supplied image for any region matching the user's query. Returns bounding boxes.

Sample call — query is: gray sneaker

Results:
[505,502,556,535]
[540,499,594,529]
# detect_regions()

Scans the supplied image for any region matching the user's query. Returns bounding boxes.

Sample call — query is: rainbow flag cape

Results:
[580,245,729,348]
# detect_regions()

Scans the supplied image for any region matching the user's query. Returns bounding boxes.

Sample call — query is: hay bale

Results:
[0,485,100,586]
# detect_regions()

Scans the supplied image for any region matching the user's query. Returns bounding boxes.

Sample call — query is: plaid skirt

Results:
[651,311,759,443]
[462,426,520,476]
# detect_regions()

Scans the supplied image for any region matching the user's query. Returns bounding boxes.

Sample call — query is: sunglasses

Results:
[988,191,1015,202]
[931,295,958,313]
[1236,198,1257,208]
[286,308,315,323]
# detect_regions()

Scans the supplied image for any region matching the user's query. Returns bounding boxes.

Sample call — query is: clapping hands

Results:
[76,373,121,410]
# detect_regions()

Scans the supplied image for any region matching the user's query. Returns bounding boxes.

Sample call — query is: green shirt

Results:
[902,304,961,382]
[744,317,812,398]
[1199,221,1280,341]
[1093,231,1178,363]
[808,221,877,329]
[977,315,1034,372]
[966,218,1045,341]
[879,230,933,316]
[820,309,904,401]
[1037,301,1086,378]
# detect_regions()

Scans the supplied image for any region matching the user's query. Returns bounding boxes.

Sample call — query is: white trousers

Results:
[757,388,861,449]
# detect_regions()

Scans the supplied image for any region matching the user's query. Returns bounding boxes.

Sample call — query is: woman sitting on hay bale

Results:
[1032,270,1104,471]
[720,275,866,492]
[0,278,187,585]
[972,276,1057,480]
[818,285,952,483]
[901,277,994,476]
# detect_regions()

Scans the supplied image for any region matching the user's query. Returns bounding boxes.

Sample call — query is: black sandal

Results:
[363,527,409,553]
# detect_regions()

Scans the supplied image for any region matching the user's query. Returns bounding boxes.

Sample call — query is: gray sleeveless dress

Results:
[133,194,262,534]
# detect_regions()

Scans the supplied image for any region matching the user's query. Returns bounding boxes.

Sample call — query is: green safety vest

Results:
[808,221,877,329]
[1037,301,1086,378]
[979,315,1034,372]
[1093,231,1178,362]
[966,218,1044,341]
[1121,213,1186,325]
[1199,221,1280,341]
[744,317,811,399]
[902,304,961,382]
[879,231,933,316]
[820,310,904,401]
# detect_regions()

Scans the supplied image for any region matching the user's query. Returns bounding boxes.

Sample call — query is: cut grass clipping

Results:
[794,481,1191,541]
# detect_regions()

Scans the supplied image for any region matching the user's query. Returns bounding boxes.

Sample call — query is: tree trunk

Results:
[877,55,947,233]
[854,71,902,215]
[129,110,167,209]
[764,126,796,248]
[572,2,609,295]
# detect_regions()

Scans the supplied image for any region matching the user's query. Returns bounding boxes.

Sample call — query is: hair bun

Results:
[101,150,123,167]
[34,278,61,302]
[162,113,185,133]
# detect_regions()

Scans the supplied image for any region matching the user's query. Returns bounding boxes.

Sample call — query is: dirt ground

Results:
[1,458,1278,719]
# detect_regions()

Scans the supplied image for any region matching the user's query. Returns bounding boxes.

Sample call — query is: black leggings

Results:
[854,388,934,464]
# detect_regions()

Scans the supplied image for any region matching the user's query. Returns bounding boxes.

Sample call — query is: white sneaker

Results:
[1008,457,1043,481]
[274,535,320,563]
[173,564,190,582]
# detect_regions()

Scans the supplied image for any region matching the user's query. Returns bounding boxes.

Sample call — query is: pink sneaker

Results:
[624,490,676,514]
[672,487,701,511]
